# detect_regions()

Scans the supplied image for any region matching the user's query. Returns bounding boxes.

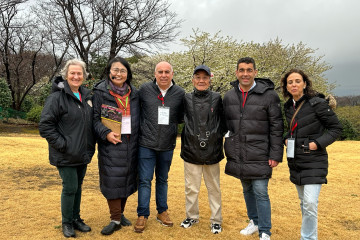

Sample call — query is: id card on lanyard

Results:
[121,116,131,134]
[287,121,297,158]
[117,96,131,134]
[287,138,295,158]
[286,101,304,158]
[157,92,170,125]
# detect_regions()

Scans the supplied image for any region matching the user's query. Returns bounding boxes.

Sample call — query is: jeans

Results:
[137,146,173,217]
[241,178,271,237]
[57,165,87,224]
[296,184,322,240]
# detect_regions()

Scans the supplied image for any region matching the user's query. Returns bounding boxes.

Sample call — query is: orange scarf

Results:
[109,89,131,116]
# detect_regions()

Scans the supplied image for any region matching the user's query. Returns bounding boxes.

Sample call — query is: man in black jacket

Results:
[223,57,283,240]
[180,65,226,234]
[134,61,185,233]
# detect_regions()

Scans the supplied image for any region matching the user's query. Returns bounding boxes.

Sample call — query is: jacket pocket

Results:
[224,134,239,161]
[245,135,269,162]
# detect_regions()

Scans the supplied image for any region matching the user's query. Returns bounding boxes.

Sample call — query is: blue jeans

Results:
[137,146,173,217]
[241,179,271,237]
[57,165,87,224]
[296,184,322,240]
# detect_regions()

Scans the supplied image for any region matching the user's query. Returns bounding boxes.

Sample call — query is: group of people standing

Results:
[39,56,342,240]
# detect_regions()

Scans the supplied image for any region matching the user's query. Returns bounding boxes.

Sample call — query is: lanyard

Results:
[240,88,248,108]
[289,101,305,137]
[291,122,298,136]
[158,93,165,106]
[116,96,128,116]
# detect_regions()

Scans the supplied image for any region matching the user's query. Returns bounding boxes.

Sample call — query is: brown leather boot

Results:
[134,216,147,233]
[156,211,173,227]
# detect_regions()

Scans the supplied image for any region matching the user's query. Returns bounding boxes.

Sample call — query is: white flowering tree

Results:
[133,29,333,98]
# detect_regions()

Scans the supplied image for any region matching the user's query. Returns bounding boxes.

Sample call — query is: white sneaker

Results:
[260,232,270,240]
[211,223,222,234]
[240,219,258,235]
[180,218,199,229]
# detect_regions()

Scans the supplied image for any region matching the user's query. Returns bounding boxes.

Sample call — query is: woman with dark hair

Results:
[93,57,140,235]
[281,69,342,240]
[39,59,95,238]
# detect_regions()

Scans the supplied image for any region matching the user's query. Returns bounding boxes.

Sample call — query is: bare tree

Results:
[36,0,106,70]
[35,0,181,79]
[97,0,181,59]
[0,1,57,110]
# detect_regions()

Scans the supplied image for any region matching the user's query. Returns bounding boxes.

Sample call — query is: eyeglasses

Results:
[111,68,127,75]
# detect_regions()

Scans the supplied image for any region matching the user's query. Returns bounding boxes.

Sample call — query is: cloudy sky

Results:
[166,0,360,96]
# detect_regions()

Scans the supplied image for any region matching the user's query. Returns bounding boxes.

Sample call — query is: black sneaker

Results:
[180,218,199,229]
[211,223,222,234]
[62,223,76,238]
[73,218,91,232]
[101,221,121,235]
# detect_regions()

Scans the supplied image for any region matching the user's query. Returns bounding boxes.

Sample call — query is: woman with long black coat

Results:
[93,57,140,235]
[281,69,342,240]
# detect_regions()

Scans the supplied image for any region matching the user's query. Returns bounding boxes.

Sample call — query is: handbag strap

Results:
[289,100,305,133]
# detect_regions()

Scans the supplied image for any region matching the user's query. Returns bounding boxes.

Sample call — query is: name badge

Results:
[158,106,170,125]
[287,138,295,158]
[121,116,131,134]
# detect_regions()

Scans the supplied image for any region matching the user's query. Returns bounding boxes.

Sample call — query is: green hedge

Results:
[26,105,43,123]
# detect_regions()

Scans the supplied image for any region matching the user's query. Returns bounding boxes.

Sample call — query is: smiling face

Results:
[286,72,306,101]
[192,70,211,91]
[236,62,258,91]
[109,62,128,87]
[155,61,174,90]
[66,64,84,92]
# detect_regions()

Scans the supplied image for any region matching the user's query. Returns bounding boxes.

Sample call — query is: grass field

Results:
[0,132,359,239]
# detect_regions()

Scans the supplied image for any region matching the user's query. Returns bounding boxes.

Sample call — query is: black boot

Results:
[62,223,76,238]
[73,218,91,232]
[101,222,121,235]
[121,214,132,226]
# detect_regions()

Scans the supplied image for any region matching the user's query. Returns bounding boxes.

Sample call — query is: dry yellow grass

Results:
[0,135,359,240]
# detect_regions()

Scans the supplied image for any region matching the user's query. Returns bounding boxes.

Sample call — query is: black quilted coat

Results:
[283,94,342,185]
[93,79,140,199]
[223,78,284,180]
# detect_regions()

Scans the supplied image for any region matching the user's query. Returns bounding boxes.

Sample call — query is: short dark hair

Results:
[237,57,256,70]
[106,57,132,84]
[281,69,316,99]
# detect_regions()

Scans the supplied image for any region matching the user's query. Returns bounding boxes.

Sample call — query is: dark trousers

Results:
[107,198,128,221]
[57,165,87,224]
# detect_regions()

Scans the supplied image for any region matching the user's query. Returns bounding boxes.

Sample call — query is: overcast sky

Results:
[166,0,360,96]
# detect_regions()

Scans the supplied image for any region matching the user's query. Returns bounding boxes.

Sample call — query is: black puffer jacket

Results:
[93,79,140,199]
[284,94,342,185]
[180,89,226,165]
[139,79,185,151]
[39,76,95,166]
[223,78,284,179]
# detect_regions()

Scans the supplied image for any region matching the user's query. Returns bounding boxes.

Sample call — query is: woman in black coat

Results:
[93,57,140,235]
[39,59,95,238]
[281,69,342,240]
